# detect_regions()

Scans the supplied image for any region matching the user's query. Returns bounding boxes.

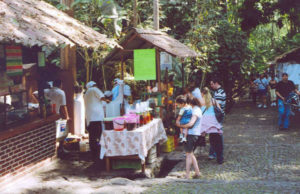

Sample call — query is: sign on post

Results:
[134,49,156,80]
[160,52,172,70]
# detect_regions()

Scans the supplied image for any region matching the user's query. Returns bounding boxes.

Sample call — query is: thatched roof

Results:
[0,0,119,49]
[274,47,300,64]
[103,28,198,64]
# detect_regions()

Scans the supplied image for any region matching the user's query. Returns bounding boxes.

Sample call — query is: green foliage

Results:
[239,0,300,36]
[43,0,299,105]
[186,0,252,110]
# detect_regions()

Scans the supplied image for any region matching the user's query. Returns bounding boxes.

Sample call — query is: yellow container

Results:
[161,135,174,152]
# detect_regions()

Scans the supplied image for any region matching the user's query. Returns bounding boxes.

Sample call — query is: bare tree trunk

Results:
[153,0,159,30]
[133,0,137,27]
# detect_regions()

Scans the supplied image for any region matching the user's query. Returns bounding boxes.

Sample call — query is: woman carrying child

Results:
[200,87,224,164]
[176,95,193,142]
[176,96,203,179]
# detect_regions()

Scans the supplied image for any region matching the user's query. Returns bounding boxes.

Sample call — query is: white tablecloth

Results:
[100,118,167,162]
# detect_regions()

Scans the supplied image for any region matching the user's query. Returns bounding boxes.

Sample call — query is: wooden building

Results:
[0,0,119,184]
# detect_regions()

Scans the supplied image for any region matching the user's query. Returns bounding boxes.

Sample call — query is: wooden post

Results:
[133,0,138,27]
[105,157,110,172]
[153,0,159,30]
[60,45,76,134]
[156,48,161,92]
[121,55,124,80]
[60,0,76,134]
[181,59,184,90]
[156,48,162,118]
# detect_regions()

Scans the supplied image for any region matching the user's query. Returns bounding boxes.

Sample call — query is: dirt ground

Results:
[2,100,300,194]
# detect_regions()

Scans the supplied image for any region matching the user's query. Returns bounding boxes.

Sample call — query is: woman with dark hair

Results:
[176,96,203,179]
[187,80,203,106]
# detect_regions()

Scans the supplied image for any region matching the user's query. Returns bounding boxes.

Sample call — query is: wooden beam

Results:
[60,0,76,134]
[133,0,137,27]
[156,48,163,118]
[60,45,76,134]
[153,0,159,30]
[181,60,184,89]
[156,48,161,92]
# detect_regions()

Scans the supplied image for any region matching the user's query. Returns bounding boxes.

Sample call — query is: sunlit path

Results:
[144,100,300,193]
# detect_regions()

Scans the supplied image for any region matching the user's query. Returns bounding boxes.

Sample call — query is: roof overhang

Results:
[103,28,199,64]
[0,0,120,50]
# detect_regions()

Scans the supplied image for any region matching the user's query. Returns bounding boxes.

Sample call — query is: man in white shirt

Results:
[84,81,107,164]
[44,80,69,120]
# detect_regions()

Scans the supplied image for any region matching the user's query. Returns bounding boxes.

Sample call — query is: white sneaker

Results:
[257,104,262,108]
[181,137,187,142]
[263,105,267,108]
[179,134,183,139]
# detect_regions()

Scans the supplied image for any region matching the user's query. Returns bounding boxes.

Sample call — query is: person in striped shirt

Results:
[208,78,226,161]
[210,78,226,113]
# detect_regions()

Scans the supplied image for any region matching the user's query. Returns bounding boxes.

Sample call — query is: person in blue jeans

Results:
[275,73,300,130]
[254,74,269,108]
[209,78,226,160]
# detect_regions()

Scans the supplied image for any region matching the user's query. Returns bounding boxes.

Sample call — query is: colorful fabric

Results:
[6,45,23,76]
[200,106,223,134]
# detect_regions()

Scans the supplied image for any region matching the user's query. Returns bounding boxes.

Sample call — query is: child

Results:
[176,95,193,142]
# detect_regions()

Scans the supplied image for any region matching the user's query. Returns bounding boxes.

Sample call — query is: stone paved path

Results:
[145,101,300,193]
[2,100,300,194]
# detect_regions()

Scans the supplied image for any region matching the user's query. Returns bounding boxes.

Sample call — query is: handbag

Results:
[212,99,224,123]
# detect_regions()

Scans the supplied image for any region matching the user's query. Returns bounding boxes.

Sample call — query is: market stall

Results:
[100,118,166,172]
[0,0,119,184]
[100,28,199,171]
[103,28,198,121]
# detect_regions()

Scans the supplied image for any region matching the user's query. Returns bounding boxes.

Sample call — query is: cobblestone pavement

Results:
[2,100,300,193]
[144,101,300,193]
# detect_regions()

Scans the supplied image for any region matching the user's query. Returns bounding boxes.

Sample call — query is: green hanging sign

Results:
[134,49,156,80]
[38,52,45,67]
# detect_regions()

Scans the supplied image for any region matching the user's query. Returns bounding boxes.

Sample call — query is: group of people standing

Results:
[175,78,226,179]
[250,73,278,108]
[250,72,299,130]
[83,79,131,165]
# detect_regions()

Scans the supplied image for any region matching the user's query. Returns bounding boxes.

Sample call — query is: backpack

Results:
[212,99,224,123]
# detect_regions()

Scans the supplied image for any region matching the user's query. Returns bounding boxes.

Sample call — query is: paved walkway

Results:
[146,101,300,193]
[2,100,300,193]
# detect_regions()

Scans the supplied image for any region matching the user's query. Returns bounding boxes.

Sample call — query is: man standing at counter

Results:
[45,80,69,120]
[84,81,107,166]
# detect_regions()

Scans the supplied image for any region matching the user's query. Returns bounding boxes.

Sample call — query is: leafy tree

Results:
[187,0,252,111]
[239,0,300,36]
